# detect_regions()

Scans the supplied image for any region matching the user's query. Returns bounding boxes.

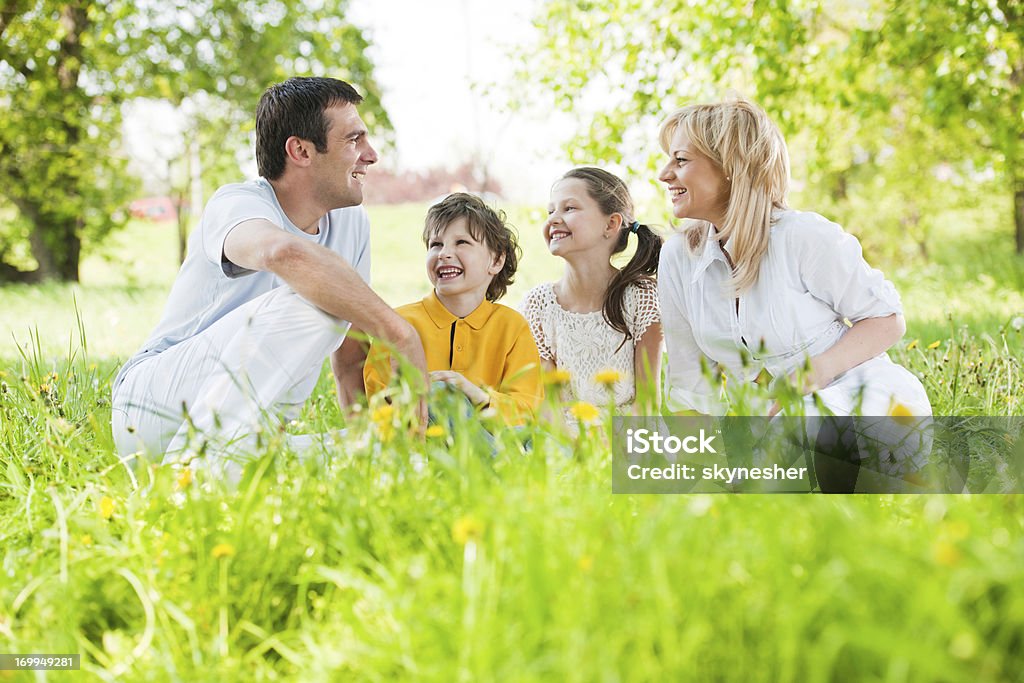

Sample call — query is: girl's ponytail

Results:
[604,223,662,348]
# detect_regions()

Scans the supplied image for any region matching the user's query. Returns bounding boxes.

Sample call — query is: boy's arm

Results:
[484,326,545,424]
[432,327,544,425]
[362,338,394,400]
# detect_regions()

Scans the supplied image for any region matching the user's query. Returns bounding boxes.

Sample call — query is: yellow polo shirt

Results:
[364,292,544,424]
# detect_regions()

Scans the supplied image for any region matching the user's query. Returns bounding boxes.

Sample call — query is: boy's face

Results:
[426,217,505,305]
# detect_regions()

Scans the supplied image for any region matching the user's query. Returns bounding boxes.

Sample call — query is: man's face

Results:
[310,103,378,208]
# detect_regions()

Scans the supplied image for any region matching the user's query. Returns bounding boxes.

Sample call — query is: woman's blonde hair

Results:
[658,98,790,293]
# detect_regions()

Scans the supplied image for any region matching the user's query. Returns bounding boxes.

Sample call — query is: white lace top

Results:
[521,281,661,408]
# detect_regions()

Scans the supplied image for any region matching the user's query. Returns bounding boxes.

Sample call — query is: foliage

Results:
[511,0,1023,255]
[0,0,390,282]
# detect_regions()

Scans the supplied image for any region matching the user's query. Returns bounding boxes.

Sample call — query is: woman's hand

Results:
[430,370,490,408]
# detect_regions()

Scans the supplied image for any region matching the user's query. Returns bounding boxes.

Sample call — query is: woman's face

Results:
[658,127,730,226]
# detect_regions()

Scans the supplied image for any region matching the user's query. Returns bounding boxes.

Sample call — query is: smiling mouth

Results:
[670,188,687,199]
[437,266,463,280]
[549,230,571,242]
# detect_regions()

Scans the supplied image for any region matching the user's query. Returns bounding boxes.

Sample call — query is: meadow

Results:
[1,203,1023,681]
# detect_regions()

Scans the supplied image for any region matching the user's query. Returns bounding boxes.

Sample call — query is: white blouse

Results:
[658,209,930,417]
[521,281,660,408]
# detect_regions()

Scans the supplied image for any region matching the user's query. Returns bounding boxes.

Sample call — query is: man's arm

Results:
[224,219,429,419]
[331,332,368,411]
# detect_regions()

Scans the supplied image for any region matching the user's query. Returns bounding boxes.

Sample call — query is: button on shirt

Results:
[364,292,544,424]
[658,209,904,415]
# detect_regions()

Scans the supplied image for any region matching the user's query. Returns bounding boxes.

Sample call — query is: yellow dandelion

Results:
[98,496,116,520]
[451,515,485,545]
[177,467,193,489]
[933,540,961,567]
[543,368,572,386]
[370,404,395,425]
[906,339,919,350]
[80,534,93,547]
[48,372,59,382]
[944,520,970,541]
[370,404,396,441]
[927,340,942,350]
[569,401,600,424]
[211,543,236,559]
[888,401,918,426]
[593,369,623,386]
[425,425,446,438]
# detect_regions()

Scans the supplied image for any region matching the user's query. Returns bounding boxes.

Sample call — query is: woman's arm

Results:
[769,313,905,417]
[805,313,905,391]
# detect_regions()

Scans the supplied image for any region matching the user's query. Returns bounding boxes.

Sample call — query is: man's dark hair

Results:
[255,77,364,180]
[423,193,521,303]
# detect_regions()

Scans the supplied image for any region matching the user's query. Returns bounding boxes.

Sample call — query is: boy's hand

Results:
[430,370,489,408]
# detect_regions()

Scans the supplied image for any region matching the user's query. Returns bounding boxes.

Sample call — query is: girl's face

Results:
[425,217,504,304]
[658,128,730,226]
[545,178,618,258]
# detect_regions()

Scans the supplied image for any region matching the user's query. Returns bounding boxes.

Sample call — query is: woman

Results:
[656,99,930,478]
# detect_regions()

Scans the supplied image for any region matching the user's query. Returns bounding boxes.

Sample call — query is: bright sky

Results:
[347,0,574,201]
[123,1,577,203]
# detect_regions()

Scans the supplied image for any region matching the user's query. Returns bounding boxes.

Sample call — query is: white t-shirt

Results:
[521,280,660,408]
[658,209,928,416]
[114,178,370,390]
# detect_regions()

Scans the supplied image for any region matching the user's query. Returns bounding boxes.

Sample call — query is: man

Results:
[111,77,427,462]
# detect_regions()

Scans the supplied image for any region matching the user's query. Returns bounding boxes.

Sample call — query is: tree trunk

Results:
[1015,175,1024,255]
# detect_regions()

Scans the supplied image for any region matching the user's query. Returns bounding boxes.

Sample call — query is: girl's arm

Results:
[633,322,664,414]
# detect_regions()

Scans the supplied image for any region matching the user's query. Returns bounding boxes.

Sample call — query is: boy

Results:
[364,193,543,424]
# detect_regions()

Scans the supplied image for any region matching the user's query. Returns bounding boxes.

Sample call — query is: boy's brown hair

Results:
[423,192,521,302]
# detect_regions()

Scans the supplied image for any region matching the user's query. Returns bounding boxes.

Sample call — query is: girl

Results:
[522,167,663,416]
[656,98,930,429]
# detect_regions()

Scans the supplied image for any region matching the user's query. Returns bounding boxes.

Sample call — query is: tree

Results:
[868,0,1024,252]
[0,0,390,282]
[510,0,1020,254]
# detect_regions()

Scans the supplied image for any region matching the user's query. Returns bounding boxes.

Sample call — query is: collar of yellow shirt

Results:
[421,291,498,330]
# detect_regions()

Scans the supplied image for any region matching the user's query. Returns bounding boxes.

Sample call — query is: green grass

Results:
[1,204,1023,680]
